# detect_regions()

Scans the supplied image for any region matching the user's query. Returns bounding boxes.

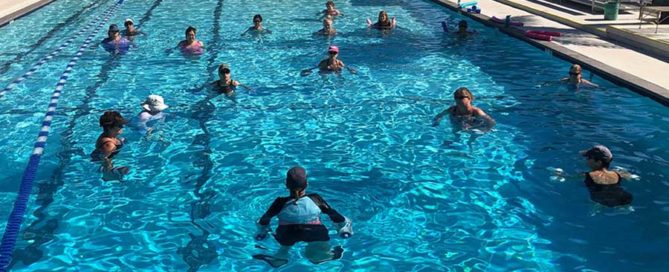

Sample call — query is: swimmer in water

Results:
[319,1,342,17]
[367,10,396,30]
[432,87,495,132]
[122,18,144,38]
[301,45,357,76]
[90,111,129,181]
[314,17,336,36]
[560,64,599,88]
[136,95,168,135]
[177,26,204,55]
[444,20,475,37]
[579,145,636,207]
[241,14,272,36]
[253,166,352,268]
[101,24,131,54]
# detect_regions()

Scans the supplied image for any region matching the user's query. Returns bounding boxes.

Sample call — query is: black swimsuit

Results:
[216,79,236,94]
[584,172,633,207]
[90,138,124,161]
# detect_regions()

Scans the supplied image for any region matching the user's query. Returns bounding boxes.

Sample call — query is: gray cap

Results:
[581,145,613,162]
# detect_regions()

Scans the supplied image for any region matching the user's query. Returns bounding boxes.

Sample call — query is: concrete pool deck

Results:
[432,0,669,105]
[0,0,53,27]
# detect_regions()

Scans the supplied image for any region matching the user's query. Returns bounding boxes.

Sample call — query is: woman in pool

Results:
[314,17,336,36]
[241,14,272,36]
[320,1,341,17]
[367,10,396,30]
[580,145,634,207]
[136,94,168,135]
[561,64,598,88]
[253,166,351,268]
[432,87,495,132]
[213,64,240,96]
[301,45,356,76]
[177,26,204,55]
[91,111,129,181]
[101,24,130,54]
[444,20,475,37]
[123,18,143,37]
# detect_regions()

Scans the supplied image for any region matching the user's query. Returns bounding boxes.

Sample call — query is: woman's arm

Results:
[432,108,451,126]
[258,198,286,225]
[474,108,495,131]
[308,194,345,223]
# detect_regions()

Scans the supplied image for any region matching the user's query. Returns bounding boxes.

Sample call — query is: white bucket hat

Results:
[141,95,168,112]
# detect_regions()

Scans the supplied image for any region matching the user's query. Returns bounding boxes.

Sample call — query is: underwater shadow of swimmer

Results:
[178,233,218,272]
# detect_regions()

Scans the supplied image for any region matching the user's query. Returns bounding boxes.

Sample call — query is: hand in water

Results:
[547,167,566,182]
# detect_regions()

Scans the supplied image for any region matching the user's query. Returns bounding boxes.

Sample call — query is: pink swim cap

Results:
[328,45,339,53]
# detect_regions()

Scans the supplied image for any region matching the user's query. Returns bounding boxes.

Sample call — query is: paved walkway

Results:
[0,0,53,27]
[435,0,669,102]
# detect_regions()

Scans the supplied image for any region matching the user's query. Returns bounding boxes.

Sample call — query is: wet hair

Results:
[185,26,197,36]
[453,87,474,100]
[326,0,335,7]
[99,111,127,130]
[253,14,263,22]
[586,154,612,169]
[458,20,468,28]
[378,10,390,26]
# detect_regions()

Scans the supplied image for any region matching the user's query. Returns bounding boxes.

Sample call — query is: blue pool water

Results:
[1,0,669,270]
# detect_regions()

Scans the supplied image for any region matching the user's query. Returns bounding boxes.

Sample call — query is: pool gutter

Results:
[0,0,56,28]
[429,0,669,106]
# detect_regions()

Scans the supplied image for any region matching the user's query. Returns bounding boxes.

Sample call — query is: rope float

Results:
[0,1,124,270]
[0,3,119,98]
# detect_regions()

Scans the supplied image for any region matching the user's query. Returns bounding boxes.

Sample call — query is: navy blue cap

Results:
[109,24,120,32]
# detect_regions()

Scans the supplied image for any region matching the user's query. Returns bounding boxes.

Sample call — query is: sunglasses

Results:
[254,20,261,23]
[455,96,470,100]
[328,51,337,54]
[569,71,580,75]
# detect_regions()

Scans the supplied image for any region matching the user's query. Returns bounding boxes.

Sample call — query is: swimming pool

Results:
[1,0,669,270]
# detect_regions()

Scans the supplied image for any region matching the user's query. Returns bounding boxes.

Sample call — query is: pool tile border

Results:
[430,0,669,106]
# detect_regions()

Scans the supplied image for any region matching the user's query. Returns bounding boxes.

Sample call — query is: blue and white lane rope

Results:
[0,1,124,269]
[0,3,119,99]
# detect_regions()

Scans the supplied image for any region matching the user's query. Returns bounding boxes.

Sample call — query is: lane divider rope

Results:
[0,2,118,99]
[0,1,124,270]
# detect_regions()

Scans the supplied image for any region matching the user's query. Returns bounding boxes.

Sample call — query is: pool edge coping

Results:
[0,0,56,28]
[430,0,669,107]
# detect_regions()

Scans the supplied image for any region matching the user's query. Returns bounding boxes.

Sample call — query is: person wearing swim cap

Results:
[580,145,636,207]
[177,26,204,55]
[367,10,396,30]
[91,111,130,181]
[122,18,144,40]
[301,45,356,76]
[314,17,336,36]
[212,63,252,96]
[432,87,495,132]
[241,14,272,36]
[560,64,598,89]
[101,24,131,54]
[253,166,352,268]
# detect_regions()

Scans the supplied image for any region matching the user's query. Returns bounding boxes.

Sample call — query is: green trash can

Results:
[603,1,619,21]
